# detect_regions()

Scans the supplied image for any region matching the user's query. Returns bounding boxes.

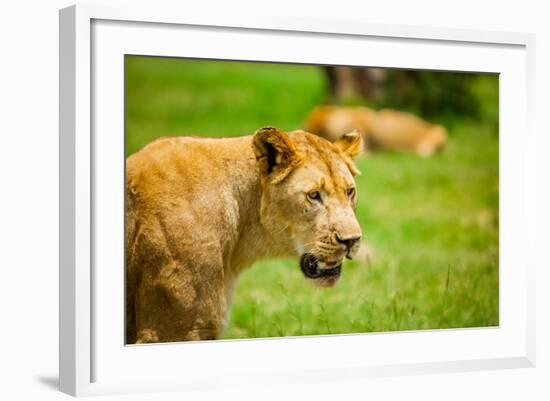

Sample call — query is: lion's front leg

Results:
[134,256,228,343]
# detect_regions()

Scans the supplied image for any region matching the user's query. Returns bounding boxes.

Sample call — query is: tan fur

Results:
[303,106,448,157]
[126,128,362,343]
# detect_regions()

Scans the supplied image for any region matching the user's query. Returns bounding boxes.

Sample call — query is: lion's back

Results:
[125,135,256,257]
[303,106,374,142]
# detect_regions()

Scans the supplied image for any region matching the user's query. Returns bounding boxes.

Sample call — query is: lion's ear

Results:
[335,131,362,176]
[334,131,363,159]
[252,126,302,184]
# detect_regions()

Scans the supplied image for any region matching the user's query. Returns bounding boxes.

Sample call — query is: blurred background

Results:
[125,55,499,339]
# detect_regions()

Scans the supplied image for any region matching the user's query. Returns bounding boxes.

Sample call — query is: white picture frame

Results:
[59,3,536,397]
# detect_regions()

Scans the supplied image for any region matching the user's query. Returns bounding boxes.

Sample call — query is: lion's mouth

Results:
[300,253,342,280]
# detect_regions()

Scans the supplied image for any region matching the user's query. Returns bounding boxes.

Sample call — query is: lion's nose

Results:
[335,233,361,250]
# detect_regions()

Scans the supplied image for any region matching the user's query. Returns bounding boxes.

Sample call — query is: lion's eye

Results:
[307,191,322,202]
[347,187,356,198]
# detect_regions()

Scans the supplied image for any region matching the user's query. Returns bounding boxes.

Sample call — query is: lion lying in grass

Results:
[125,127,363,343]
[304,106,448,157]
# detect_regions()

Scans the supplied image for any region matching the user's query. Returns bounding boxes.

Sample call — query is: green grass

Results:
[125,55,499,339]
[125,56,326,156]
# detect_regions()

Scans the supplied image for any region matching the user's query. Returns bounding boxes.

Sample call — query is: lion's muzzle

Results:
[300,253,342,279]
[335,233,361,259]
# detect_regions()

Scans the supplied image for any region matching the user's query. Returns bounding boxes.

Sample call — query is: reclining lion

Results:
[304,105,448,157]
[125,127,363,343]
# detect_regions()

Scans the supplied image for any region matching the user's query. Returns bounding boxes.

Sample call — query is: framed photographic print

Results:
[59,4,536,396]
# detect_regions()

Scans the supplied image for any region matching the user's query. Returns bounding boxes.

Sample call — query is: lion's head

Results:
[252,126,363,287]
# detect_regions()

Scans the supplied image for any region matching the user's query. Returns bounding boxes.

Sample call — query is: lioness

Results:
[126,127,363,343]
[304,106,448,157]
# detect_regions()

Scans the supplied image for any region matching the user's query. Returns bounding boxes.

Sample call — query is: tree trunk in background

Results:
[324,66,386,102]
